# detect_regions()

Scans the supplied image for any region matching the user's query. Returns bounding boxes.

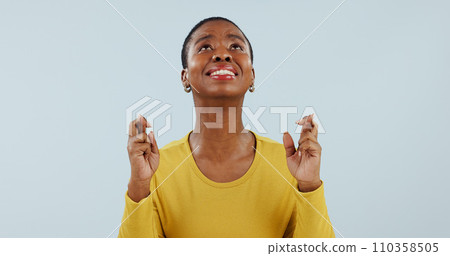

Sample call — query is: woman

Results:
[118,17,335,238]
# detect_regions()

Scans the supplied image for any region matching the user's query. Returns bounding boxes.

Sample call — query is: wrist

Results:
[129,176,152,184]
[297,179,322,192]
[128,178,151,202]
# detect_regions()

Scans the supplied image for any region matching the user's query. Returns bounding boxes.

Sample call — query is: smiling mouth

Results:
[206,68,238,80]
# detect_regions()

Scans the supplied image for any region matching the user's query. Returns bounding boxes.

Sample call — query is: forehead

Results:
[190,20,245,43]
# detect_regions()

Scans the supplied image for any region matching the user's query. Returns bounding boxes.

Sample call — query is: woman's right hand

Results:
[127,115,160,201]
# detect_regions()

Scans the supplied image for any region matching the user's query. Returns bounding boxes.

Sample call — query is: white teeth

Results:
[210,70,235,76]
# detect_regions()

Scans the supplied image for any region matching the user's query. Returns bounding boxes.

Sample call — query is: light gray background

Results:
[0,0,449,237]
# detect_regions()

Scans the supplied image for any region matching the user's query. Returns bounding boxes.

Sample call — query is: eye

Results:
[230,44,244,51]
[198,45,212,52]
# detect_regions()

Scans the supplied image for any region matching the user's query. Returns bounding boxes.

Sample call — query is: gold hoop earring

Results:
[184,85,192,93]
[249,84,255,92]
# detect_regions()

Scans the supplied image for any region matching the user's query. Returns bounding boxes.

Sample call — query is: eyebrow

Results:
[194,34,213,46]
[193,33,246,46]
[227,34,246,44]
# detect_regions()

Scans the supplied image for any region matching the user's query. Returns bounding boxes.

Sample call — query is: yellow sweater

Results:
[118,131,335,238]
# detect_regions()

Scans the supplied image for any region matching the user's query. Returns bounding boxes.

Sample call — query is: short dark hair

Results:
[181,17,253,69]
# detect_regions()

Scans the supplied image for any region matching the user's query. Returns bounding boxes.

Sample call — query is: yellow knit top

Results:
[118,131,335,238]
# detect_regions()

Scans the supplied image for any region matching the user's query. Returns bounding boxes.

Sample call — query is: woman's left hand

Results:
[283,114,322,192]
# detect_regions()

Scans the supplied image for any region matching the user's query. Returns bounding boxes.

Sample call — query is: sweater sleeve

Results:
[117,191,165,238]
[284,181,335,238]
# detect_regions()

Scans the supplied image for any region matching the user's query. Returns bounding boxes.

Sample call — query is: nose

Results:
[212,48,232,62]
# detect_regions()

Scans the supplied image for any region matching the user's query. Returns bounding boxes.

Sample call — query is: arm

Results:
[118,186,164,238]
[283,114,335,238]
[290,181,335,238]
[118,115,163,238]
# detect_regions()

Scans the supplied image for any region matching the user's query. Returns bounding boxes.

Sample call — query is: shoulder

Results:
[253,132,286,156]
[158,132,191,160]
[252,131,297,186]
[159,135,187,153]
[152,132,191,182]
[253,131,289,168]
[255,133,281,145]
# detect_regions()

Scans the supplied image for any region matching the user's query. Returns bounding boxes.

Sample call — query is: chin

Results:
[200,83,247,98]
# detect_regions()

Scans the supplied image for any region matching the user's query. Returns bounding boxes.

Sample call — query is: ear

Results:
[181,68,189,86]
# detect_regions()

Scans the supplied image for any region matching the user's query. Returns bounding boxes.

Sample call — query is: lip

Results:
[206,65,238,77]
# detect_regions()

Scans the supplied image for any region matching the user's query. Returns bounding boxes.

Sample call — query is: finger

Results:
[283,132,296,157]
[128,119,138,137]
[149,131,159,154]
[311,119,318,138]
[136,115,151,134]
[143,138,152,157]
[298,140,322,156]
[296,115,313,136]
[295,115,309,126]
[127,136,151,155]
[300,114,314,134]
[298,132,318,146]
[296,114,313,146]
[308,113,318,138]
[134,132,150,143]
[128,115,151,137]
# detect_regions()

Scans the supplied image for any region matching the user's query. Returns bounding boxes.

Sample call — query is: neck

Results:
[189,96,254,160]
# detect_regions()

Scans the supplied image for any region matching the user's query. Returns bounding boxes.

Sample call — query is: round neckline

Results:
[183,130,261,188]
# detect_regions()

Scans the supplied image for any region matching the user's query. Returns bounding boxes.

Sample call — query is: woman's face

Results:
[182,20,254,98]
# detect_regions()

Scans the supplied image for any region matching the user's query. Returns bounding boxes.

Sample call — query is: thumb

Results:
[283,132,296,157]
